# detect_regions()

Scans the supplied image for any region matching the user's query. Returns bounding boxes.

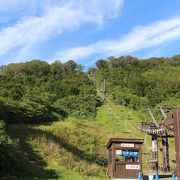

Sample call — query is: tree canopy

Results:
[0,60,100,124]
[91,55,180,109]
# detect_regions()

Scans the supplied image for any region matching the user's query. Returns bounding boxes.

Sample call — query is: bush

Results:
[54,94,101,119]
[111,87,149,109]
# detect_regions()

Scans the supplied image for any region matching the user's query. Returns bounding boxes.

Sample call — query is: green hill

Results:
[90,55,180,109]
[0,56,179,179]
[6,100,176,179]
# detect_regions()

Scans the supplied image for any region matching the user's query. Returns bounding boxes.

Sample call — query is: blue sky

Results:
[0,0,180,67]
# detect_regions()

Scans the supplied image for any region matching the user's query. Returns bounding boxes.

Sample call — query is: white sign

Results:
[126,165,140,170]
[115,150,122,156]
[152,140,157,152]
[121,143,134,148]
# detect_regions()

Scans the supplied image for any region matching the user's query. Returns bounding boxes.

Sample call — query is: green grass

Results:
[7,99,176,179]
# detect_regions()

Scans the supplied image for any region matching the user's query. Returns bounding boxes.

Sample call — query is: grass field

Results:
[7,99,176,179]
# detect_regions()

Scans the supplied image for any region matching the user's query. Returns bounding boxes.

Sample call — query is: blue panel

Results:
[122,150,139,157]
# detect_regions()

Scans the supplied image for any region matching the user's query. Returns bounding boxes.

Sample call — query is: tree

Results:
[50,60,64,75]
[95,59,108,70]
[64,60,77,72]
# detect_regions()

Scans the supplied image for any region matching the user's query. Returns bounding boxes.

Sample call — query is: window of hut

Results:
[122,150,139,163]
[115,149,125,162]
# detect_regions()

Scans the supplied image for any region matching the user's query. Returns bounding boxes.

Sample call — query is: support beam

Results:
[152,135,158,171]
[159,107,170,172]
[162,137,170,172]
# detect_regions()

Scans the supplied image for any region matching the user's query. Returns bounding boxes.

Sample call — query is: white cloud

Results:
[56,17,180,61]
[0,0,55,14]
[0,0,124,59]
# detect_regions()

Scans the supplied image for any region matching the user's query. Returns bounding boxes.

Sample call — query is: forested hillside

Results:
[89,55,180,109]
[0,60,100,178]
[0,60,100,123]
[0,56,180,179]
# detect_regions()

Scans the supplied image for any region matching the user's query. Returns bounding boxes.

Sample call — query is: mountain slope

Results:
[6,98,176,179]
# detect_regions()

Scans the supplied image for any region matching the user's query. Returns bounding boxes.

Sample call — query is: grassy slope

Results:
[7,100,176,179]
